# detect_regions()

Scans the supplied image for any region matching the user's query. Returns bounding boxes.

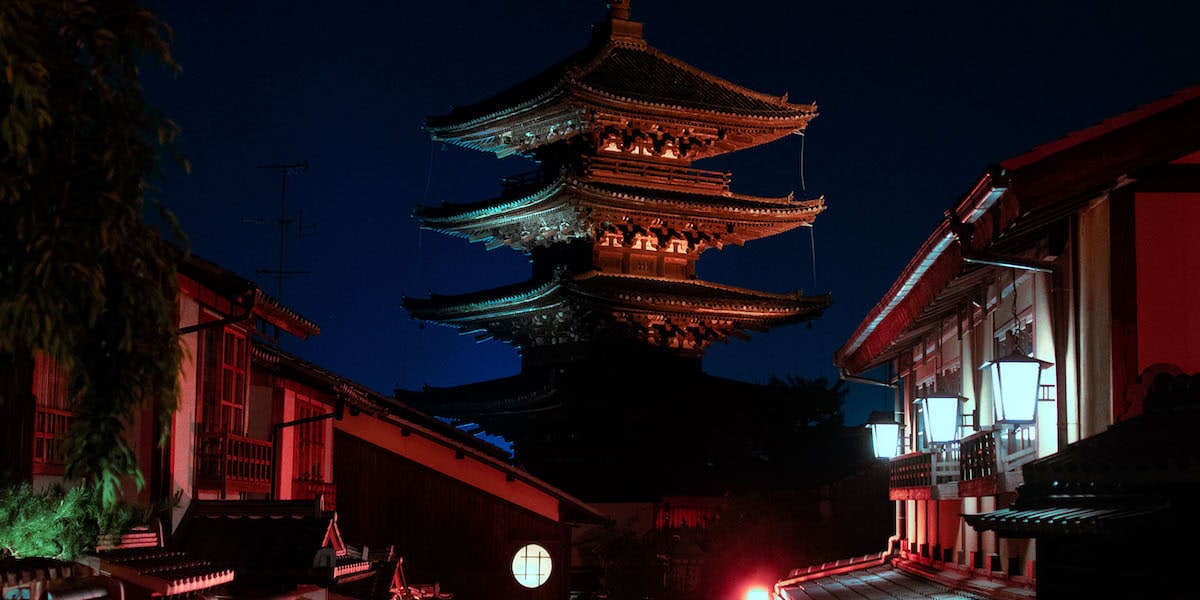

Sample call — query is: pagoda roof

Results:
[415,170,825,251]
[397,372,563,418]
[425,9,816,156]
[403,270,829,346]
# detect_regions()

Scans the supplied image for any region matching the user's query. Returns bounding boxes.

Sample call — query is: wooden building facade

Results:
[828,85,1200,597]
[7,252,603,600]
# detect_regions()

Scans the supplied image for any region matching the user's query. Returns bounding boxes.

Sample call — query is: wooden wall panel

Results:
[334,430,571,600]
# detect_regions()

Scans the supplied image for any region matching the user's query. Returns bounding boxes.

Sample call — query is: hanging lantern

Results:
[980,354,1052,424]
[915,393,964,444]
[865,411,901,459]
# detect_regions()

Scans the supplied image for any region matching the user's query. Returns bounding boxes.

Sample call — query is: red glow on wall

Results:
[1136,193,1200,376]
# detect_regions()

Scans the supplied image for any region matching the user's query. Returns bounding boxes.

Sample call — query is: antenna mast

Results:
[252,161,311,301]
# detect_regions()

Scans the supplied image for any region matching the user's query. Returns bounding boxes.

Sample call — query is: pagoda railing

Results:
[583,155,731,192]
[33,405,75,475]
[197,431,273,496]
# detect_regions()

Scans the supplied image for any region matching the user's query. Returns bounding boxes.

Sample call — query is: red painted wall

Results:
[1136,192,1200,376]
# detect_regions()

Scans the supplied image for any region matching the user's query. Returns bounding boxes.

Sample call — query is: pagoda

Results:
[401,1,832,500]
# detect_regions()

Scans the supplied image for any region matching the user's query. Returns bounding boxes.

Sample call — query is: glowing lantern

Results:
[865,411,901,459]
[915,393,964,445]
[980,354,1051,425]
[744,586,772,600]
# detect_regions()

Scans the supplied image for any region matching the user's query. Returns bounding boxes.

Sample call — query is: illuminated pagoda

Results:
[401,0,832,500]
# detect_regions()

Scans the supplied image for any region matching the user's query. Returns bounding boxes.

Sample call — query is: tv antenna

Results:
[245,161,313,301]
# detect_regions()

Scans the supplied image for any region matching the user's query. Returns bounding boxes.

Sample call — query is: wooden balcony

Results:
[888,444,960,500]
[33,406,74,475]
[958,426,1037,497]
[293,479,337,512]
[197,432,273,496]
[887,426,1041,500]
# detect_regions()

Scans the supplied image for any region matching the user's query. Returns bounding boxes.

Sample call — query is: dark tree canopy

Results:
[0,0,185,506]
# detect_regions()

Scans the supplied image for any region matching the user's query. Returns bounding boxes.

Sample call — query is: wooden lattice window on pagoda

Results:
[198,325,248,434]
[32,354,73,474]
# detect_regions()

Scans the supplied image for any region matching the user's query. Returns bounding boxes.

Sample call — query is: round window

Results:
[511,543,552,588]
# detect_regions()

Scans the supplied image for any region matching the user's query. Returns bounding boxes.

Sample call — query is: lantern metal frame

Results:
[914,392,966,445]
[865,410,902,459]
[980,353,1052,425]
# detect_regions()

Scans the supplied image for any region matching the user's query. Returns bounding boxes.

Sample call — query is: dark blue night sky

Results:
[141,0,1200,425]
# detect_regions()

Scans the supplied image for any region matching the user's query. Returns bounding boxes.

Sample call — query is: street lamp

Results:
[914,393,965,445]
[980,354,1051,425]
[865,411,901,459]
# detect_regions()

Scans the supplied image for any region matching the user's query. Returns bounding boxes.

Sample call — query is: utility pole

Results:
[249,161,311,302]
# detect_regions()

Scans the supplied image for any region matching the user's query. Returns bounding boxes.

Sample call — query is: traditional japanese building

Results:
[402,0,831,501]
[4,250,604,600]
[774,84,1200,599]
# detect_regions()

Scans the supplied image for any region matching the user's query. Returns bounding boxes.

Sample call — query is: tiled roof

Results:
[582,180,821,211]
[777,557,1035,600]
[572,271,829,312]
[426,15,814,132]
[397,372,560,417]
[964,504,1166,537]
[416,176,814,223]
[89,521,235,597]
[174,499,372,586]
[404,271,829,320]
[179,252,321,338]
[575,45,813,118]
[779,563,989,600]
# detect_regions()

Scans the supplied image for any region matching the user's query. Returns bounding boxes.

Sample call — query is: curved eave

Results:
[834,175,1006,375]
[415,179,572,238]
[425,31,816,150]
[576,181,825,230]
[402,279,564,324]
[401,376,563,418]
[568,272,830,321]
[252,288,321,339]
[569,86,815,132]
[836,85,1200,375]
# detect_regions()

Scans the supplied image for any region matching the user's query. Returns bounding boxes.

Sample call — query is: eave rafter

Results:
[405,272,829,354]
[415,169,825,254]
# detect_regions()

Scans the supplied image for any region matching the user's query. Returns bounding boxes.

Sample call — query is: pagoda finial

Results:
[607,0,630,20]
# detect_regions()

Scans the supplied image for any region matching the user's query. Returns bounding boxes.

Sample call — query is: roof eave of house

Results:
[834,176,1005,375]
[835,84,1200,376]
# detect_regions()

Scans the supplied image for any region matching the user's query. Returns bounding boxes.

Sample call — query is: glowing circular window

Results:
[511,543,552,588]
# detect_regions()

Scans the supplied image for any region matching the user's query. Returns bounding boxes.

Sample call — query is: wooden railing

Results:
[889,444,961,490]
[33,405,75,474]
[197,432,273,495]
[959,426,1039,497]
[293,479,337,512]
[584,155,731,191]
[960,430,996,480]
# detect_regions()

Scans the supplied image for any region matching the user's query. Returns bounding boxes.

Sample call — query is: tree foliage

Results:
[0,0,185,506]
[0,483,141,560]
